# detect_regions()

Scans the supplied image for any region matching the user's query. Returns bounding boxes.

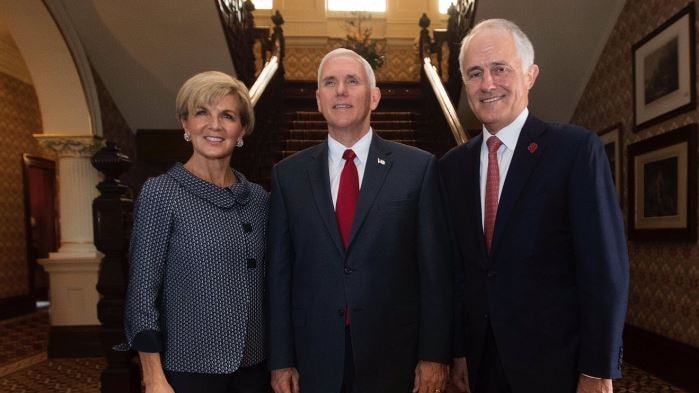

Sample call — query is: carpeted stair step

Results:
[287,129,416,140]
[291,111,418,121]
[289,120,419,131]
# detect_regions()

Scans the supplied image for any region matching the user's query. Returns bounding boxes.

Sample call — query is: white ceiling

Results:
[1,0,627,132]
[58,0,235,130]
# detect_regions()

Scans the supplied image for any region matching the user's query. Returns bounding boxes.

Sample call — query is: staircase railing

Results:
[250,54,279,106]
[418,0,477,149]
[232,49,285,190]
[445,0,478,102]
[420,0,477,102]
[423,57,467,145]
[216,0,286,87]
[418,13,448,79]
[214,0,287,188]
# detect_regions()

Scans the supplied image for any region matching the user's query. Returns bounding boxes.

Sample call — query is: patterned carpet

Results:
[0,311,691,393]
[617,365,690,393]
[0,357,104,393]
[0,310,48,378]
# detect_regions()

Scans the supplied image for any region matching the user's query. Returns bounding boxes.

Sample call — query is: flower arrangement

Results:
[342,12,386,70]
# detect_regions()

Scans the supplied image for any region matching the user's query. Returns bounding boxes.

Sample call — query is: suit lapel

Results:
[491,115,548,255]
[307,141,345,255]
[347,135,392,249]
[464,133,488,264]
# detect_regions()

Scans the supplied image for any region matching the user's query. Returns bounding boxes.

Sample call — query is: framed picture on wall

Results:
[632,3,696,131]
[627,123,697,241]
[598,123,622,203]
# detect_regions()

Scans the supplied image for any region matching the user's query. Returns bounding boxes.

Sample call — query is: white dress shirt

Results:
[479,108,529,228]
[328,129,373,208]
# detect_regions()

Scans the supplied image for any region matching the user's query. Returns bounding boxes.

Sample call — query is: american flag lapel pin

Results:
[377,157,385,165]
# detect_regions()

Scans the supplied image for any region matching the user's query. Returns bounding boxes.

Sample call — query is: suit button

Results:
[484,313,489,320]
[487,271,496,278]
[337,309,345,317]
[344,267,352,274]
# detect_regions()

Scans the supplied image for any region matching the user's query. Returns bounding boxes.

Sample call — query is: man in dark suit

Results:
[267,48,452,393]
[440,19,629,393]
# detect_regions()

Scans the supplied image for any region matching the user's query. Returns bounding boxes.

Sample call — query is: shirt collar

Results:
[482,108,528,151]
[167,162,250,209]
[328,128,373,166]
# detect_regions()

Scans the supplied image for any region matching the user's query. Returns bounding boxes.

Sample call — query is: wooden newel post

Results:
[92,141,140,393]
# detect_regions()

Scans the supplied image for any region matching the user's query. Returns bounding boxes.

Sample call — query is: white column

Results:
[35,135,104,326]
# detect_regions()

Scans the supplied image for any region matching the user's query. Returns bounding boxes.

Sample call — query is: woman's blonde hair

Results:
[175,71,255,135]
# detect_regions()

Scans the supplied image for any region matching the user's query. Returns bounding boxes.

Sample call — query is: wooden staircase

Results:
[132,82,444,192]
[281,111,421,159]
[278,81,425,161]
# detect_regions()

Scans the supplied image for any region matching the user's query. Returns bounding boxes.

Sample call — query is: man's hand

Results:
[450,357,470,393]
[271,367,300,393]
[412,360,448,393]
[577,374,613,393]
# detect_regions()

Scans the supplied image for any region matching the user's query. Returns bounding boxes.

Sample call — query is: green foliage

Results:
[342,12,386,70]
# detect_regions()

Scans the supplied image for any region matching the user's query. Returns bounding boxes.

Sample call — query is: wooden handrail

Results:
[249,54,279,107]
[216,1,285,87]
[422,57,468,145]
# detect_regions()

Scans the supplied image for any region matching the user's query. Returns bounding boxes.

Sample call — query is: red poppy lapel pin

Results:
[527,142,538,154]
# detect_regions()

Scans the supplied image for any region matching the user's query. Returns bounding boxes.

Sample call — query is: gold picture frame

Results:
[632,4,696,131]
[627,124,697,241]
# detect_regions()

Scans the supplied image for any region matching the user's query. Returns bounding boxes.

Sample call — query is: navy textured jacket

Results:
[124,163,269,373]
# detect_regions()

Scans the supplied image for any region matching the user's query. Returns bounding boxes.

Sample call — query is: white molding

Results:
[43,0,103,137]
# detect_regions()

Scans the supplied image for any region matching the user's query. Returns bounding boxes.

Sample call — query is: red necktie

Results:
[336,149,358,326]
[336,149,359,248]
[484,136,503,254]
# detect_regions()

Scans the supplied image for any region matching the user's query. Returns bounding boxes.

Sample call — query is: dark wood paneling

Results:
[0,295,36,320]
[134,129,191,195]
[624,324,699,392]
[136,129,192,165]
[48,325,101,358]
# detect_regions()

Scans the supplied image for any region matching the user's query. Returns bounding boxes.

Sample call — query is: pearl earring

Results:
[236,139,244,148]
[183,132,191,142]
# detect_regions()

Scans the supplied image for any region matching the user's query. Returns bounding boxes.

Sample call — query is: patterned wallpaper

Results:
[0,66,134,302]
[280,39,425,82]
[0,71,49,299]
[571,0,699,348]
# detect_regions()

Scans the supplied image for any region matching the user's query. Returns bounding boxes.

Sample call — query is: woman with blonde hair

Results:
[124,71,271,393]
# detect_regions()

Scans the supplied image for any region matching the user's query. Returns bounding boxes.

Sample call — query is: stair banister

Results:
[423,57,468,145]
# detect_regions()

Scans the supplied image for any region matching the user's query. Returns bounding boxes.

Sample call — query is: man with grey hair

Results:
[268,48,452,393]
[440,19,629,393]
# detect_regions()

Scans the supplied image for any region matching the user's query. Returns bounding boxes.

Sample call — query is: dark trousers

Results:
[165,362,272,393]
[474,325,512,393]
[341,327,355,393]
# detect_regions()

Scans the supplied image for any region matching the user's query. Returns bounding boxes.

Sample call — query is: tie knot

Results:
[343,149,357,161]
[486,136,503,153]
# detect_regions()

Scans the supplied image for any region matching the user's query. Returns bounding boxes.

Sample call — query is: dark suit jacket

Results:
[439,114,629,392]
[268,135,452,393]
